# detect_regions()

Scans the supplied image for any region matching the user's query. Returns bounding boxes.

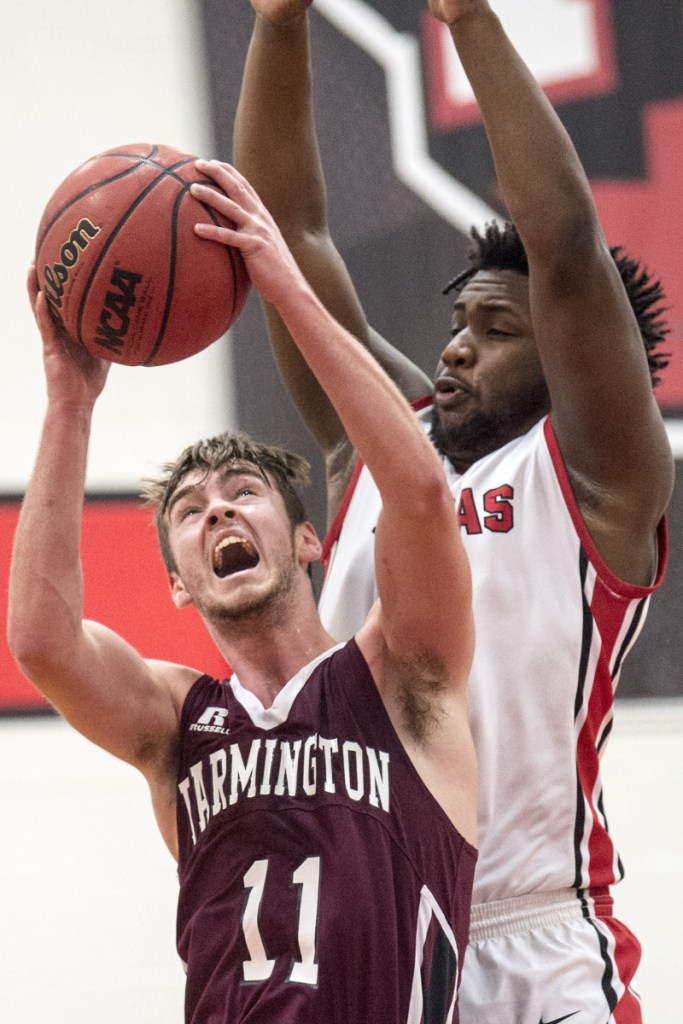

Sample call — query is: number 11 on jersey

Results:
[242,856,321,985]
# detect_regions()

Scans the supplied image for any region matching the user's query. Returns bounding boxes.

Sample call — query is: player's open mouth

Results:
[434,376,470,405]
[213,536,260,578]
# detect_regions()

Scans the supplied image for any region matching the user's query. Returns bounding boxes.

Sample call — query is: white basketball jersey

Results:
[319,406,667,904]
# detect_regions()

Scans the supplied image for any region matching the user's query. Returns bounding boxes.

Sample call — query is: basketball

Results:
[34,143,251,366]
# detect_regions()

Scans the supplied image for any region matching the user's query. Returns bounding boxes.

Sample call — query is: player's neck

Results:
[212,598,336,709]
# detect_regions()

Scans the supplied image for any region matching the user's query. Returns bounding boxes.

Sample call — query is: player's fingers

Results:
[190,181,251,225]
[195,160,260,206]
[27,263,40,313]
[194,222,242,247]
[33,290,59,350]
[34,290,53,332]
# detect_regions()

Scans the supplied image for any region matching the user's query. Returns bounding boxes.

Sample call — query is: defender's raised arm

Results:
[234,1,430,516]
[434,0,673,583]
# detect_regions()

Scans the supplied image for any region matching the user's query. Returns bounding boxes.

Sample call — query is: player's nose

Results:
[206,502,237,528]
[440,329,477,369]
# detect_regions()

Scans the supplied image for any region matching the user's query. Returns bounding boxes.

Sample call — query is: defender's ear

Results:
[169,572,194,609]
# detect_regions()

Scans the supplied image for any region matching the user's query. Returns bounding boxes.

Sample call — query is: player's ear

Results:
[296,521,322,567]
[169,572,194,609]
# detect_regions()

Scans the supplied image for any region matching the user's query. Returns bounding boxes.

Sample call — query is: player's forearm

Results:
[274,280,445,514]
[234,13,325,233]
[234,12,352,456]
[7,401,92,673]
[450,7,599,258]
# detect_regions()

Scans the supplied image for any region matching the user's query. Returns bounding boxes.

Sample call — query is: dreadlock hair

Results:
[140,431,311,575]
[443,221,671,387]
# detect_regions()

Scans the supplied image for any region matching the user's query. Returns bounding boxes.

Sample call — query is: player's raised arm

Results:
[7,270,192,779]
[192,159,473,706]
[234,0,430,517]
[433,0,673,582]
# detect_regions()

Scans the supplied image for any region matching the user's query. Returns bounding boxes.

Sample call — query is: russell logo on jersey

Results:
[189,706,230,736]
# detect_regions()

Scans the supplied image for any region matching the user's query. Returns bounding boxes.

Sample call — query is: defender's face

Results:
[165,464,302,623]
[432,269,550,471]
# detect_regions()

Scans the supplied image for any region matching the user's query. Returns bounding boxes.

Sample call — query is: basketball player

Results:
[232,1,674,1020]
[8,162,476,1023]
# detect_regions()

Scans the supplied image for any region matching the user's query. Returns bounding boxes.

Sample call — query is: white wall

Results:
[0,718,184,1024]
[1,0,237,494]
[600,700,683,1020]
[1,2,232,1016]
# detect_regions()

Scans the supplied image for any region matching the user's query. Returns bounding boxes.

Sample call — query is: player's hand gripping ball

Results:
[34,144,251,366]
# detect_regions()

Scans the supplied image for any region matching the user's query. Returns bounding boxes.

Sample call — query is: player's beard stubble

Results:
[193,553,299,634]
[430,382,550,470]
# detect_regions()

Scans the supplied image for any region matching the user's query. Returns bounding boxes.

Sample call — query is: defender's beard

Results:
[430,384,549,470]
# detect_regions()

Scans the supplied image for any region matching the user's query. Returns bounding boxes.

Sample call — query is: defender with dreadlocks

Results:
[233,0,674,1021]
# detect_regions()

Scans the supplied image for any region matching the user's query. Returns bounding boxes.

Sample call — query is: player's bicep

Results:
[533,245,672,506]
[33,620,183,770]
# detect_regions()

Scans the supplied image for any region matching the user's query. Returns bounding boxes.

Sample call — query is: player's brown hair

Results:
[141,432,310,574]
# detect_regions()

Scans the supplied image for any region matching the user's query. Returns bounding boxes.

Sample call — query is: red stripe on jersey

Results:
[575,582,626,887]
[543,418,668,596]
[542,418,667,891]
[321,457,364,572]
[599,916,643,1023]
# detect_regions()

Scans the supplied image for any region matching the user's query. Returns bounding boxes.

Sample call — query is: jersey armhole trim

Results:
[321,457,365,571]
[543,416,668,597]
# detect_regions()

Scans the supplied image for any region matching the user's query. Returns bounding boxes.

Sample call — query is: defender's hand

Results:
[428,0,490,26]
[250,0,313,26]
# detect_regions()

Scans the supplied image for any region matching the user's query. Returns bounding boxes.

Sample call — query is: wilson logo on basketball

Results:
[41,217,101,324]
[93,268,143,356]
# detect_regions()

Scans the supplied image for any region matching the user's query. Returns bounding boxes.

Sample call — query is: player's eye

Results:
[179,505,201,520]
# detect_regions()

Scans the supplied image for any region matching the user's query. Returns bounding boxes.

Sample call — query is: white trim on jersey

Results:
[229,643,345,729]
[407,885,459,1024]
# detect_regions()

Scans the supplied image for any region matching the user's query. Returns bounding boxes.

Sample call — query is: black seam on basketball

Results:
[193,194,241,323]
[142,187,184,365]
[224,220,240,323]
[75,166,189,350]
[205,201,240,325]
[36,153,198,254]
[204,202,240,323]
[142,184,237,366]
[37,165,150,254]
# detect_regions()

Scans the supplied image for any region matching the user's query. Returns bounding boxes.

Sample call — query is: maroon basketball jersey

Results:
[176,639,476,1023]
